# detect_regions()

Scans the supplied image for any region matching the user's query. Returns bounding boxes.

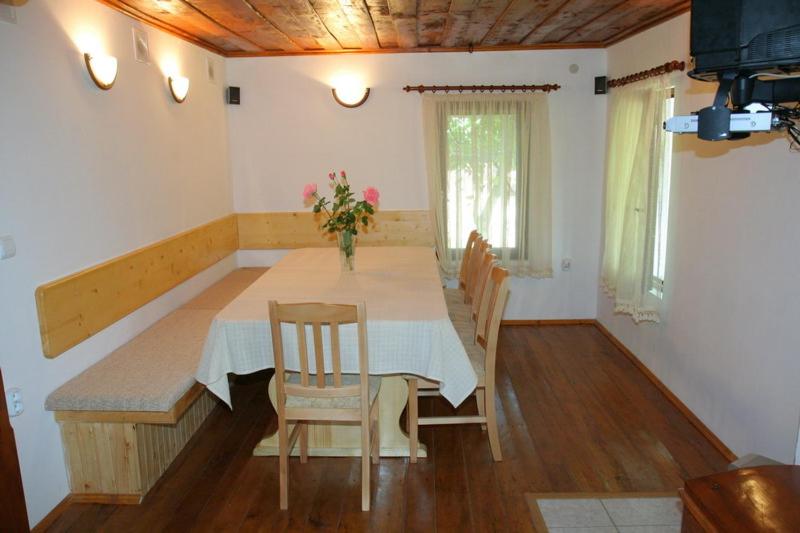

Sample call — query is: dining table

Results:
[195,246,477,458]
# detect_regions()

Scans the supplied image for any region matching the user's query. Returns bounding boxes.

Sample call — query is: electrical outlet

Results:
[6,388,23,417]
[0,5,17,25]
[561,258,572,271]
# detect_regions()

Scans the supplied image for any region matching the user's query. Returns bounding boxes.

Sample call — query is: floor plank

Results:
[40,325,729,532]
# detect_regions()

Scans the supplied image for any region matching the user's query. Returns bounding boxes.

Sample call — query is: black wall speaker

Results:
[227,86,241,105]
[594,76,608,95]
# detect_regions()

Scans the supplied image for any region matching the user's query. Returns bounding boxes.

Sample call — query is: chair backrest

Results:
[268,301,369,405]
[458,230,480,290]
[474,267,510,382]
[471,252,499,321]
[464,238,489,304]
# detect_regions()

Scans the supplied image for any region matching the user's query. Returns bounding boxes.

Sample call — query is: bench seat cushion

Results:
[45,309,218,412]
[181,268,267,310]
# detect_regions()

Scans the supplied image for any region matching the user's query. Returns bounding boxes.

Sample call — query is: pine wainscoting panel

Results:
[237,210,434,249]
[35,215,239,358]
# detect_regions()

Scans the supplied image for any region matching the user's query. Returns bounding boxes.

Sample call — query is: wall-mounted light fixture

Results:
[331,78,370,108]
[84,53,118,90]
[168,75,189,103]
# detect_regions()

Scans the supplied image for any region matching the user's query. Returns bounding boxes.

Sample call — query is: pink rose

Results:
[303,183,317,201]
[362,186,380,206]
[328,172,335,180]
[340,170,347,178]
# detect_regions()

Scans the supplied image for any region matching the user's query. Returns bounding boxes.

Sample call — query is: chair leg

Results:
[278,417,289,509]
[476,388,487,431]
[299,422,308,463]
[361,411,371,511]
[485,386,502,462]
[371,399,380,465]
[407,379,418,463]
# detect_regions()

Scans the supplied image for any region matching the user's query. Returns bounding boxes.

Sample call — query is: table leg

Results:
[253,375,427,458]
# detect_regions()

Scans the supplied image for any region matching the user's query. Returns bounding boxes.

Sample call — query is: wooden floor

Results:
[41,325,728,532]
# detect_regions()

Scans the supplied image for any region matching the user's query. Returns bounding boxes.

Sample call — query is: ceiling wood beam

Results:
[481,0,566,46]
[225,39,603,56]
[565,0,673,43]
[553,0,626,42]
[603,0,688,46]
[440,0,479,48]
[248,0,327,49]
[101,0,262,53]
[278,0,344,49]
[476,0,513,45]
[519,0,572,44]
[524,0,612,43]
[96,0,683,57]
[309,0,364,48]
[459,0,512,47]
[365,0,399,48]
[183,0,304,50]
[387,0,418,48]
[417,0,450,47]
[336,0,381,49]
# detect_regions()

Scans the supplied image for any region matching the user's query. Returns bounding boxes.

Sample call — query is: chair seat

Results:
[444,288,472,320]
[452,316,474,341]
[464,343,486,385]
[285,374,381,409]
[444,288,467,310]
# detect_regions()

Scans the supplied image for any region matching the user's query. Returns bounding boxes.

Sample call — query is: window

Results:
[445,113,519,253]
[423,94,553,278]
[600,76,671,323]
[650,88,675,298]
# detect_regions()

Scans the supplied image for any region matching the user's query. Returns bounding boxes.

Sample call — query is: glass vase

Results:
[337,230,357,272]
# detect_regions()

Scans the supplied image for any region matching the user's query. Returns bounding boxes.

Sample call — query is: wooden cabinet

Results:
[680,465,800,532]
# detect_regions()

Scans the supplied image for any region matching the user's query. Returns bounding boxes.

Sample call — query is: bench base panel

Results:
[59,389,217,503]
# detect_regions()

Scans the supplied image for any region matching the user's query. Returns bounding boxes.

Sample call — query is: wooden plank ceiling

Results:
[97,0,690,57]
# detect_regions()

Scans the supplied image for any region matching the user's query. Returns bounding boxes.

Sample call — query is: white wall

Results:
[0,0,234,525]
[600,13,800,463]
[226,50,608,319]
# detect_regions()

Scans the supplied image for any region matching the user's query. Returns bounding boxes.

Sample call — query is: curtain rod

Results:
[607,60,686,88]
[402,83,561,94]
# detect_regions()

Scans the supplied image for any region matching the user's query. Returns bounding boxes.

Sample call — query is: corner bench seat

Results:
[45,267,267,503]
[46,309,218,415]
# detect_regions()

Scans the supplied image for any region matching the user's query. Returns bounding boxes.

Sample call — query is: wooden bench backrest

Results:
[36,210,431,358]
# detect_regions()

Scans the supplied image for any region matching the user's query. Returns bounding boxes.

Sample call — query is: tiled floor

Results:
[528,494,683,533]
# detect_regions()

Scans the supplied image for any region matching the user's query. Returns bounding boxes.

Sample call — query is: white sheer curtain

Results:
[601,76,668,323]
[423,93,552,278]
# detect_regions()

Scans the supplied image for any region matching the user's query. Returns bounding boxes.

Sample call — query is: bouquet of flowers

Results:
[303,170,380,270]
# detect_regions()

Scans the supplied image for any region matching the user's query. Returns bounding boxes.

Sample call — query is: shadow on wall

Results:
[676,131,785,159]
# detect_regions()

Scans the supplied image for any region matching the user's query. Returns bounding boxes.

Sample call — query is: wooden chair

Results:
[268,301,380,511]
[445,236,488,313]
[463,237,489,304]
[408,266,510,462]
[457,230,480,292]
[451,251,498,338]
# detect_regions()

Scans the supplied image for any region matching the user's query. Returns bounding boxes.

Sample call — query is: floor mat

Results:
[525,492,682,532]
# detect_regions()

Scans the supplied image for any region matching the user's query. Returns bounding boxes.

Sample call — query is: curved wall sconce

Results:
[332,84,370,108]
[84,53,118,90]
[168,75,190,103]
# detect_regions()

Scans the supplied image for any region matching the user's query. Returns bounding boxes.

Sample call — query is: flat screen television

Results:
[690,0,800,81]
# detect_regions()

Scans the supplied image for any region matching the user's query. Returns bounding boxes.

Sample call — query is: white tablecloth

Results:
[196,247,477,408]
